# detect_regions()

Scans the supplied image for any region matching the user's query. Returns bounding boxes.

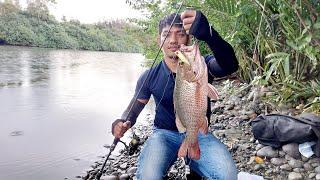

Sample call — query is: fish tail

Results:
[178,139,200,160]
[188,140,201,160]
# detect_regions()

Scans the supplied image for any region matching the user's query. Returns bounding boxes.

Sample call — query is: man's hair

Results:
[158,13,183,35]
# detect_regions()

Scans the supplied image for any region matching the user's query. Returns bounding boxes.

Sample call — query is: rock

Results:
[238,144,250,151]
[255,144,264,151]
[278,150,286,157]
[248,112,257,119]
[112,171,120,176]
[309,173,316,179]
[273,166,281,174]
[218,128,243,140]
[247,156,255,165]
[288,159,303,168]
[119,163,128,170]
[285,154,295,161]
[80,171,90,179]
[265,169,273,175]
[312,162,320,167]
[316,174,320,180]
[253,164,264,171]
[256,146,279,158]
[309,158,320,164]
[280,164,292,171]
[169,169,178,174]
[100,175,118,180]
[239,115,250,120]
[282,143,300,159]
[303,163,313,171]
[127,167,137,174]
[225,104,235,110]
[119,174,130,180]
[244,110,255,116]
[270,158,286,166]
[288,172,303,180]
[293,168,302,173]
[249,137,255,143]
[301,155,309,162]
[315,166,320,174]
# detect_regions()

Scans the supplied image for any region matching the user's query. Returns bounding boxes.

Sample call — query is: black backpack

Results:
[251,113,320,157]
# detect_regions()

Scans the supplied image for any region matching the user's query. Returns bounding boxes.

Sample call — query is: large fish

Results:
[174,44,219,160]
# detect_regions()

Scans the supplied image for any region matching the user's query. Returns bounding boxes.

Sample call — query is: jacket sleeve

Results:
[111,98,146,135]
[189,11,239,78]
[111,70,150,134]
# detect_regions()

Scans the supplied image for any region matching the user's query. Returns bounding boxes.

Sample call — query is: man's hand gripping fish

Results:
[174,44,219,160]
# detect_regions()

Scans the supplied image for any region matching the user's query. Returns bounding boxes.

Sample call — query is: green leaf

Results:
[314,22,320,29]
[286,40,299,50]
[265,52,289,59]
[283,54,290,77]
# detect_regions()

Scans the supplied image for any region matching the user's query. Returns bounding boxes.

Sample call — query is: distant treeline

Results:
[0,0,142,52]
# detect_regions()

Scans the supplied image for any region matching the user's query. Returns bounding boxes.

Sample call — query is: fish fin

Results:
[175,115,186,133]
[207,84,219,100]
[178,140,188,158]
[199,117,208,135]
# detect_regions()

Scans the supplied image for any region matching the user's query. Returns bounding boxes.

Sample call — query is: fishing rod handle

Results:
[110,138,119,151]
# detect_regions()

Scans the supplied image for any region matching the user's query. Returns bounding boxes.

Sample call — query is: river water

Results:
[0,46,154,180]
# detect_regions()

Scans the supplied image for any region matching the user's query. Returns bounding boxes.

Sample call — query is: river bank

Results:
[81,80,320,180]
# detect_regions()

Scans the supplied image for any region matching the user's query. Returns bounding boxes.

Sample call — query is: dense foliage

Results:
[126,0,320,114]
[0,0,142,52]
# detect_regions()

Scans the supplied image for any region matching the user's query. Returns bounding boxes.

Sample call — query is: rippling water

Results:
[0,46,154,180]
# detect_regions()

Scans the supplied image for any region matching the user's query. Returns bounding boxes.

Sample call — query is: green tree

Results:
[26,0,56,21]
[0,0,20,15]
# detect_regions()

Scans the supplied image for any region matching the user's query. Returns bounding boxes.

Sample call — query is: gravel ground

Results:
[81,80,320,180]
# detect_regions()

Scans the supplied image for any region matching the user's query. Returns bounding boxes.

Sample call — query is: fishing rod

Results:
[94,2,186,180]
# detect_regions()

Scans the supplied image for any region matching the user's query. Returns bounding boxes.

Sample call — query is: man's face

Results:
[159,25,188,60]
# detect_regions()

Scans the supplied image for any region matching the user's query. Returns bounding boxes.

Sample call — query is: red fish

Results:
[174,44,219,160]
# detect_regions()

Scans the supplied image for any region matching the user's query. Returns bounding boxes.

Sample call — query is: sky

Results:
[16,0,144,23]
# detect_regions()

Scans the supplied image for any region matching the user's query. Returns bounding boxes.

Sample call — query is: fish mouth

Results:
[175,50,190,66]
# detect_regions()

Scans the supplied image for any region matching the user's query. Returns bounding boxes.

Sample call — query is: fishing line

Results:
[95,2,186,179]
[155,71,177,110]
[155,74,170,111]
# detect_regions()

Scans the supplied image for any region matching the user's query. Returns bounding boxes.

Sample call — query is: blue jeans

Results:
[136,129,237,180]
